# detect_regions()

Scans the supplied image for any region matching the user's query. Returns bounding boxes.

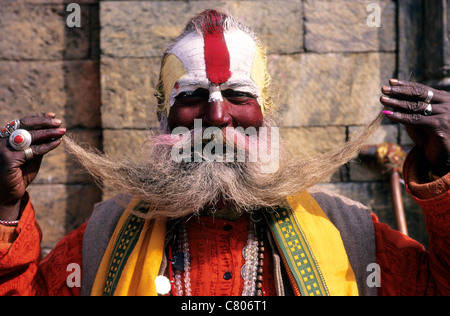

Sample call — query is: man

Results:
[0,10,449,296]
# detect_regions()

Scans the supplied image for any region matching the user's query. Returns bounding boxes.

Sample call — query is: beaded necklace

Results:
[169,218,265,296]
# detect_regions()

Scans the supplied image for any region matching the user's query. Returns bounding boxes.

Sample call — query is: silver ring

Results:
[424,90,434,104]
[24,147,34,161]
[423,104,433,116]
[0,119,20,138]
[9,129,32,151]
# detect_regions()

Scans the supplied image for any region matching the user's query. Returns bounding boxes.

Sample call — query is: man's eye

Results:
[176,91,194,99]
[176,89,209,100]
[222,90,256,99]
[176,92,195,99]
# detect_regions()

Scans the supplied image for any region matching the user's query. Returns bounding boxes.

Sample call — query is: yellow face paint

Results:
[159,53,186,115]
[251,45,270,115]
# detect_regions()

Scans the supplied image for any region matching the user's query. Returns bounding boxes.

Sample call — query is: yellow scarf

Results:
[91,192,358,296]
[90,197,166,296]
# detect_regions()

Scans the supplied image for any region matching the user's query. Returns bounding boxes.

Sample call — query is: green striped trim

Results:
[265,205,329,296]
[102,201,148,296]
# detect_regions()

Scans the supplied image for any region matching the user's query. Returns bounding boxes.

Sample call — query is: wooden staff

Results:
[389,170,408,235]
[359,143,409,236]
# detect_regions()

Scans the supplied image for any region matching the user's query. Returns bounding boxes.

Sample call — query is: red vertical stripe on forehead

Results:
[202,12,232,85]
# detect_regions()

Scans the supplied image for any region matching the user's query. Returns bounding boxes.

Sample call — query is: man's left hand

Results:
[380,79,450,176]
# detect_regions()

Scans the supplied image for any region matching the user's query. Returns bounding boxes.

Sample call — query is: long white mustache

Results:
[64,114,382,220]
[158,120,280,174]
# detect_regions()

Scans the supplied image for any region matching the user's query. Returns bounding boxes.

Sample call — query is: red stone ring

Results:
[9,129,32,151]
[0,119,20,138]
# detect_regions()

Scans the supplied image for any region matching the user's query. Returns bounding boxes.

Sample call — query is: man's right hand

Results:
[0,113,66,220]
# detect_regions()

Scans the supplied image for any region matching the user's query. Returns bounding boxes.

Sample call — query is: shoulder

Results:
[84,194,132,242]
[307,185,374,239]
[84,193,133,247]
[307,186,378,296]
[81,194,132,296]
[307,186,371,215]
[91,194,133,219]
[307,185,374,231]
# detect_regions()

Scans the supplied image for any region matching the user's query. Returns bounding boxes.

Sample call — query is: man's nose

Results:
[203,98,232,127]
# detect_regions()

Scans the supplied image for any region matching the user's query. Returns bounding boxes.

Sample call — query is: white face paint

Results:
[167,29,261,106]
[209,86,223,103]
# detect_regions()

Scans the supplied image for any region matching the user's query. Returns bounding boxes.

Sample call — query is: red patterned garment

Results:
[182,215,277,296]
[0,150,449,296]
[375,149,450,296]
[0,193,84,296]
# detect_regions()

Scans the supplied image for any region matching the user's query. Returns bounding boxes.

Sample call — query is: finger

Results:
[380,96,439,114]
[1,137,63,166]
[19,114,62,131]
[26,139,63,160]
[29,128,66,145]
[382,110,429,127]
[3,127,65,149]
[37,112,57,118]
[382,80,448,103]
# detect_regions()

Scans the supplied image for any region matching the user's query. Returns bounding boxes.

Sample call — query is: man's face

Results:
[164,29,266,131]
[168,87,263,130]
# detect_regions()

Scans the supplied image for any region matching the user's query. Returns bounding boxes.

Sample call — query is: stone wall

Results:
[0,0,429,251]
